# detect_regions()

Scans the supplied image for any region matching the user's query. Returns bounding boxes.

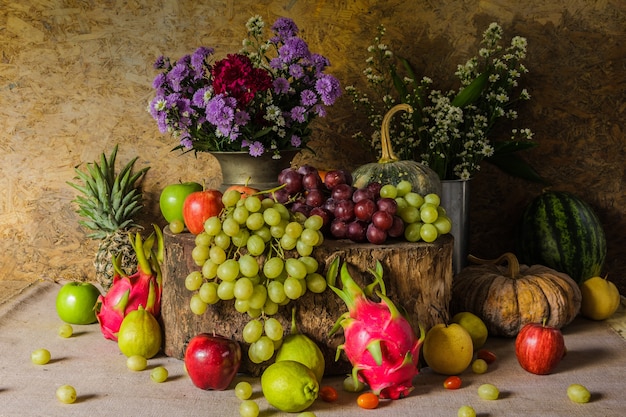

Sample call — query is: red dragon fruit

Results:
[95,224,163,341]
[328,257,424,400]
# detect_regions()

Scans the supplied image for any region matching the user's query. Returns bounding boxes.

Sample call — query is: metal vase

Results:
[440,179,471,275]
[211,150,299,191]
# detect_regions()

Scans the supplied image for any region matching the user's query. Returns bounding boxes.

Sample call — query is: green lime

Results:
[261,360,319,412]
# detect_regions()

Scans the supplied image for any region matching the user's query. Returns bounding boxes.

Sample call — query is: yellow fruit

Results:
[451,311,488,350]
[422,323,473,375]
[117,306,162,359]
[261,360,319,413]
[580,276,621,320]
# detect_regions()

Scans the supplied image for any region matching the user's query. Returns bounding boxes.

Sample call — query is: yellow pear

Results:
[580,276,621,320]
[422,323,473,375]
[451,311,488,350]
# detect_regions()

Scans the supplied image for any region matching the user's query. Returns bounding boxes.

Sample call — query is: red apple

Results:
[515,321,566,375]
[184,333,241,390]
[182,189,224,235]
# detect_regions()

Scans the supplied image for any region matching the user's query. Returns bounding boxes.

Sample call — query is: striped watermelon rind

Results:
[516,190,606,284]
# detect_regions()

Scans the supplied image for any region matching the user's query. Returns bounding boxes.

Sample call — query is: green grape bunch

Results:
[184,188,327,364]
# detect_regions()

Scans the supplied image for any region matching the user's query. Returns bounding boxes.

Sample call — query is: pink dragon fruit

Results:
[95,225,163,341]
[328,257,424,400]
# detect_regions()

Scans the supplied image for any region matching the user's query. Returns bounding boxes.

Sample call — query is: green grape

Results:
[222,217,240,237]
[247,343,263,364]
[169,219,185,234]
[316,230,324,246]
[296,240,313,256]
[191,245,209,266]
[254,336,275,361]
[263,298,279,315]
[264,317,284,341]
[127,355,147,371]
[239,253,260,277]
[31,348,51,365]
[424,193,441,206]
[283,276,304,300]
[234,298,250,313]
[56,385,77,404]
[185,271,204,291]
[235,381,253,400]
[472,359,488,374]
[273,203,290,220]
[273,338,283,350]
[567,384,591,403]
[213,231,231,250]
[246,234,266,257]
[199,281,219,304]
[189,293,208,315]
[247,307,262,318]
[395,197,408,210]
[217,259,240,282]
[299,256,319,274]
[270,223,286,239]
[398,206,420,223]
[263,257,284,279]
[299,228,320,246]
[285,258,307,279]
[244,195,262,212]
[248,285,268,310]
[419,203,439,224]
[204,216,222,235]
[202,259,218,279]
[233,206,249,224]
[405,192,425,208]
[404,222,422,242]
[477,383,500,400]
[263,207,282,226]
[217,280,235,300]
[246,212,265,231]
[420,223,439,242]
[433,216,452,235]
[195,232,212,247]
[253,226,272,243]
[380,184,398,199]
[243,319,264,343]
[231,228,250,247]
[150,366,169,383]
[261,197,275,210]
[234,277,255,300]
[457,405,476,417]
[209,245,227,265]
[396,180,413,197]
[267,280,287,304]
[285,221,303,239]
[304,214,323,231]
[58,323,73,338]
[280,234,297,250]
[222,189,242,207]
[239,399,259,417]
[248,274,261,285]
[343,375,366,392]
[306,273,327,293]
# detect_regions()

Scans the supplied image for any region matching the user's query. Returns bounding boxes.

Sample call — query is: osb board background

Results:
[1,1,625,294]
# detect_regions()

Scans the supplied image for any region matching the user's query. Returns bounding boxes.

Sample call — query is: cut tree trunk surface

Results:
[160,228,453,376]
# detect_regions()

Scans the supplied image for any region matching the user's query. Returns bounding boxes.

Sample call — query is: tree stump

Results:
[160,228,453,376]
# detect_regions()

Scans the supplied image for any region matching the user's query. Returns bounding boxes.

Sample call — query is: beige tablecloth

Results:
[0,280,625,417]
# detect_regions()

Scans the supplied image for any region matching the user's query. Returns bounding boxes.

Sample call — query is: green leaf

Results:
[451,71,489,108]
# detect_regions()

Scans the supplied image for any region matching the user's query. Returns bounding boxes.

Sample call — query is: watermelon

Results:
[516,190,606,284]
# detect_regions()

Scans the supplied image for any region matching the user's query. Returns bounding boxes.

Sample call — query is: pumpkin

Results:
[516,190,606,284]
[451,252,581,337]
[352,103,441,195]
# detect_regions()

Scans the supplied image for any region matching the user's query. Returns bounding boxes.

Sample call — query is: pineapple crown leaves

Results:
[67,144,150,238]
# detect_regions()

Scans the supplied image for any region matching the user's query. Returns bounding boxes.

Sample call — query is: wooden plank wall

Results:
[1,1,625,294]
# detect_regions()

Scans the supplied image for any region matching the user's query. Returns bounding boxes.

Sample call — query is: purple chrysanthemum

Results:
[290,135,302,147]
[300,89,318,107]
[249,141,265,156]
[271,17,299,39]
[273,77,290,94]
[290,106,307,123]
[315,74,342,106]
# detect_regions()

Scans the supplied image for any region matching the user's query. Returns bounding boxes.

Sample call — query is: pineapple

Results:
[68,145,150,291]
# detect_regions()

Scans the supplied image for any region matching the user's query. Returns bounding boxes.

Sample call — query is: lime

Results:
[261,360,319,412]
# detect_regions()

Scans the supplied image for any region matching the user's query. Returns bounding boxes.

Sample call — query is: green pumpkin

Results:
[352,104,441,195]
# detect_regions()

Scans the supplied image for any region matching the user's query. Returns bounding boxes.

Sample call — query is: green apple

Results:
[451,311,489,350]
[55,282,101,325]
[159,181,203,224]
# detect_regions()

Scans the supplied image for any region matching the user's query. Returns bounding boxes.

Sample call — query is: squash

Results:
[451,252,581,337]
[352,104,441,195]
